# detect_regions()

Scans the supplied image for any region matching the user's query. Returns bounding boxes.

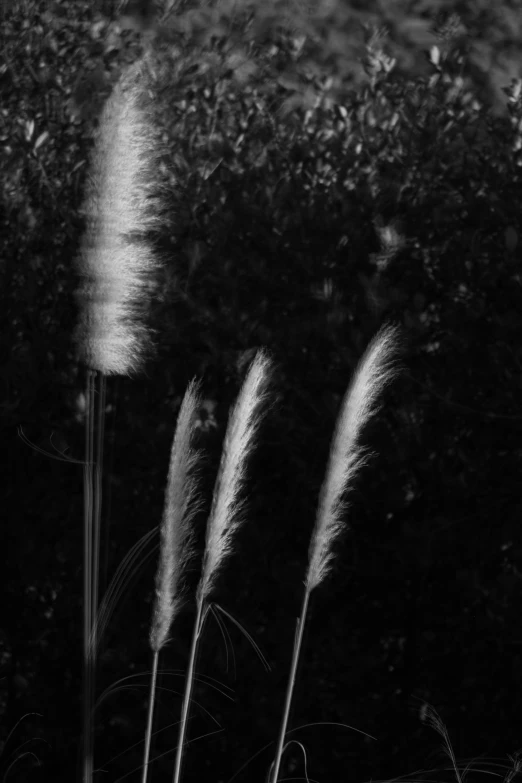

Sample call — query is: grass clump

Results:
[74,75,397,778]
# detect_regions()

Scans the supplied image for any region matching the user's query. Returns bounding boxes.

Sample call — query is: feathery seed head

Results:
[150,379,204,653]
[75,59,164,375]
[196,350,272,605]
[306,325,399,592]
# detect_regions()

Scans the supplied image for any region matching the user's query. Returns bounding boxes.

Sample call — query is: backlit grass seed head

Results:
[150,380,204,653]
[196,350,272,605]
[306,325,399,592]
[76,61,163,375]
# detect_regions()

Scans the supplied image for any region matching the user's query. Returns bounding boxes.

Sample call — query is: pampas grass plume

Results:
[76,59,163,376]
[306,324,399,591]
[141,380,203,783]
[150,379,203,653]
[196,349,273,605]
[269,325,399,783]
[76,59,165,782]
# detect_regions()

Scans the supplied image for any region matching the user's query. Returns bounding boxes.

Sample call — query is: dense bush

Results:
[2,1,522,781]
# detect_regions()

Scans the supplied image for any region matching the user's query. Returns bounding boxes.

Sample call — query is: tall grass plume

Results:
[75,56,164,376]
[172,349,273,783]
[306,324,399,592]
[150,380,203,653]
[196,349,273,605]
[74,56,165,783]
[269,324,399,783]
[141,379,203,783]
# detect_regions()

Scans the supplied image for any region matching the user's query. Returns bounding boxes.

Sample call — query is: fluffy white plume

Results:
[150,380,203,653]
[196,350,272,604]
[306,325,399,591]
[76,59,163,375]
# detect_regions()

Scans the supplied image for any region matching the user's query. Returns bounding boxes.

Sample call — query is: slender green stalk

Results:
[269,325,399,783]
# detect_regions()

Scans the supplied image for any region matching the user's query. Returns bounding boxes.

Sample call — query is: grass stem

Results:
[141,649,160,783]
[82,370,95,783]
[172,600,207,783]
[268,587,311,783]
[83,369,108,783]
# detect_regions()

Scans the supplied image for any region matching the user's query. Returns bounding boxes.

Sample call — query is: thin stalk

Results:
[141,649,160,783]
[269,587,311,783]
[82,369,96,783]
[101,376,119,597]
[92,372,106,660]
[172,600,206,783]
[82,369,107,783]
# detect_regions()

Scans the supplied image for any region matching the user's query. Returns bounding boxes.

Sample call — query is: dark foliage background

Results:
[2,0,522,781]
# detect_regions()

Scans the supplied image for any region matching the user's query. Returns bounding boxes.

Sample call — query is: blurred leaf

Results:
[34,131,49,151]
[24,119,35,142]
